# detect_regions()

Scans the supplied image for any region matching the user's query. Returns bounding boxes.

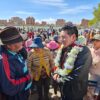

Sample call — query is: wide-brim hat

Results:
[29,37,44,48]
[91,34,100,41]
[46,40,59,50]
[0,26,24,45]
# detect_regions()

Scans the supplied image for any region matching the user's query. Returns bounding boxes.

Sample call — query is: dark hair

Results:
[61,24,78,39]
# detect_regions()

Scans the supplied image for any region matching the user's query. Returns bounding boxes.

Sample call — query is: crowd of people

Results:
[0,24,100,100]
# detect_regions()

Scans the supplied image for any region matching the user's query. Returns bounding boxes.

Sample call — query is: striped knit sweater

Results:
[27,47,54,81]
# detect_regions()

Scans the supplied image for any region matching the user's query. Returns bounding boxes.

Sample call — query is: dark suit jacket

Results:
[62,46,92,100]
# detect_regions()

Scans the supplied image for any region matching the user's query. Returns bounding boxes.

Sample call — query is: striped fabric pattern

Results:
[27,47,54,81]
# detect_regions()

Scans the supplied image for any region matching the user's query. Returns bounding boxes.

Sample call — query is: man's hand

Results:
[53,74,59,81]
[57,77,69,83]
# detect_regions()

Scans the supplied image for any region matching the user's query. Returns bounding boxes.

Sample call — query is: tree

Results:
[89,18,97,26]
[89,3,100,26]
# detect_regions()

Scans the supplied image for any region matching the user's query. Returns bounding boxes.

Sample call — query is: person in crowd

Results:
[86,34,100,100]
[24,37,33,52]
[53,35,60,44]
[27,37,54,100]
[75,35,87,46]
[52,24,92,100]
[46,40,59,57]
[97,30,100,34]
[0,27,32,100]
[46,40,60,96]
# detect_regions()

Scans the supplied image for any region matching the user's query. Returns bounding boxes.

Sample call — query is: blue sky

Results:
[0,0,100,24]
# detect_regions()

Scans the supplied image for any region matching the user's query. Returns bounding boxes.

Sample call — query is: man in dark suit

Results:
[53,24,92,100]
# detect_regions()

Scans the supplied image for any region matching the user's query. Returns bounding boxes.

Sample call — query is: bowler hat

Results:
[0,27,24,45]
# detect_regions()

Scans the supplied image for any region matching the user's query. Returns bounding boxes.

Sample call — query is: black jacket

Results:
[62,46,92,100]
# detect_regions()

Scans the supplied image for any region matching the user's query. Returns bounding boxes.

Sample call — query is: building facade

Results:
[81,19,89,28]
[56,19,66,26]
[26,17,35,26]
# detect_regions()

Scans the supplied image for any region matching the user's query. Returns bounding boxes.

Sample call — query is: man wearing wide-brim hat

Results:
[27,37,54,100]
[0,27,31,100]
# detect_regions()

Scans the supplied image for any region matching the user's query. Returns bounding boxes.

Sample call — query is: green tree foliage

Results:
[94,3,100,21]
[89,18,98,26]
[89,3,100,26]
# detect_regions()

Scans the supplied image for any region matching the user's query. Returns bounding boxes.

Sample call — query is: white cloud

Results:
[30,0,68,8]
[29,0,93,15]
[36,17,56,24]
[59,5,93,14]
[15,11,38,15]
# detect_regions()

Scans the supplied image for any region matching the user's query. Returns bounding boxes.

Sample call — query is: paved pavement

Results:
[29,88,61,100]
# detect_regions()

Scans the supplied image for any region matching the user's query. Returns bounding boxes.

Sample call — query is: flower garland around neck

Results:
[54,44,83,76]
